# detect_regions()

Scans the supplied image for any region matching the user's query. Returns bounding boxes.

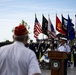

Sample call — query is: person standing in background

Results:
[71,43,76,67]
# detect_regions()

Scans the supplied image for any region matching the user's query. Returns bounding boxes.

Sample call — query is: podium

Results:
[48,51,68,75]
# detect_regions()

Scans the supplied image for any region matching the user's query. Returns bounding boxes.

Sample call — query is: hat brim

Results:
[60,37,67,40]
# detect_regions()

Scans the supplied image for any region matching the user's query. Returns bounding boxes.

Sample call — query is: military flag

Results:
[56,15,66,35]
[42,15,48,36]
[67,15,75,40]
[48,15,57,39]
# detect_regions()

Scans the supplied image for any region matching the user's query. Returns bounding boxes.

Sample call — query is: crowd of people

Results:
[0,24,76,75]
[25,36,76,75]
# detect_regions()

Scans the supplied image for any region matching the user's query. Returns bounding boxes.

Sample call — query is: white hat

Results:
[60,37,67,40]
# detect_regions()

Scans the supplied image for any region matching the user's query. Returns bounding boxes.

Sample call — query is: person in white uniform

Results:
[0,24,41,75]
[58,37,71,75]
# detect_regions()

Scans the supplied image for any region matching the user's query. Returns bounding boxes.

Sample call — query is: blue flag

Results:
[67,15,75,40]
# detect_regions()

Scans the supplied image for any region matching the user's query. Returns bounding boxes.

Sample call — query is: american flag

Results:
[34,15,42,38]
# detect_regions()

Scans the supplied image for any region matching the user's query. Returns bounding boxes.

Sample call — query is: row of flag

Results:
[34,14,75,40]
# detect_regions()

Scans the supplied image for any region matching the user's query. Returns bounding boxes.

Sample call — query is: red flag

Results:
[56,15,66,35]
[34,15,42,38]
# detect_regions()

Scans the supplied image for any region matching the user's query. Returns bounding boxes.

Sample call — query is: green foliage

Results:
[22,20,30,30]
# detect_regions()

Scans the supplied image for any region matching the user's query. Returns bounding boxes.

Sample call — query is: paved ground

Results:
[41,64,76,75]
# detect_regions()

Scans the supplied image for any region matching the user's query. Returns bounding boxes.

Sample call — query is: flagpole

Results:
[67,15,69,40]
[42,14,44,40]
[75,15,76,33]
[74,14,76,39]
[48,14,51,39]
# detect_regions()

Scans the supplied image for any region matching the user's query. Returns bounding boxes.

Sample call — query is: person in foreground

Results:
[0,24,41,75]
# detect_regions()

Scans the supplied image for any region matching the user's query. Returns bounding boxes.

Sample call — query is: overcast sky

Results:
[0,0,76,42]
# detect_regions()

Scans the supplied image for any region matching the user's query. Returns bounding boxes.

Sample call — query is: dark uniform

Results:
[39,41,45,57]
[29,40,35,51]
[71,43,76,66]
[34,42,40,60]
